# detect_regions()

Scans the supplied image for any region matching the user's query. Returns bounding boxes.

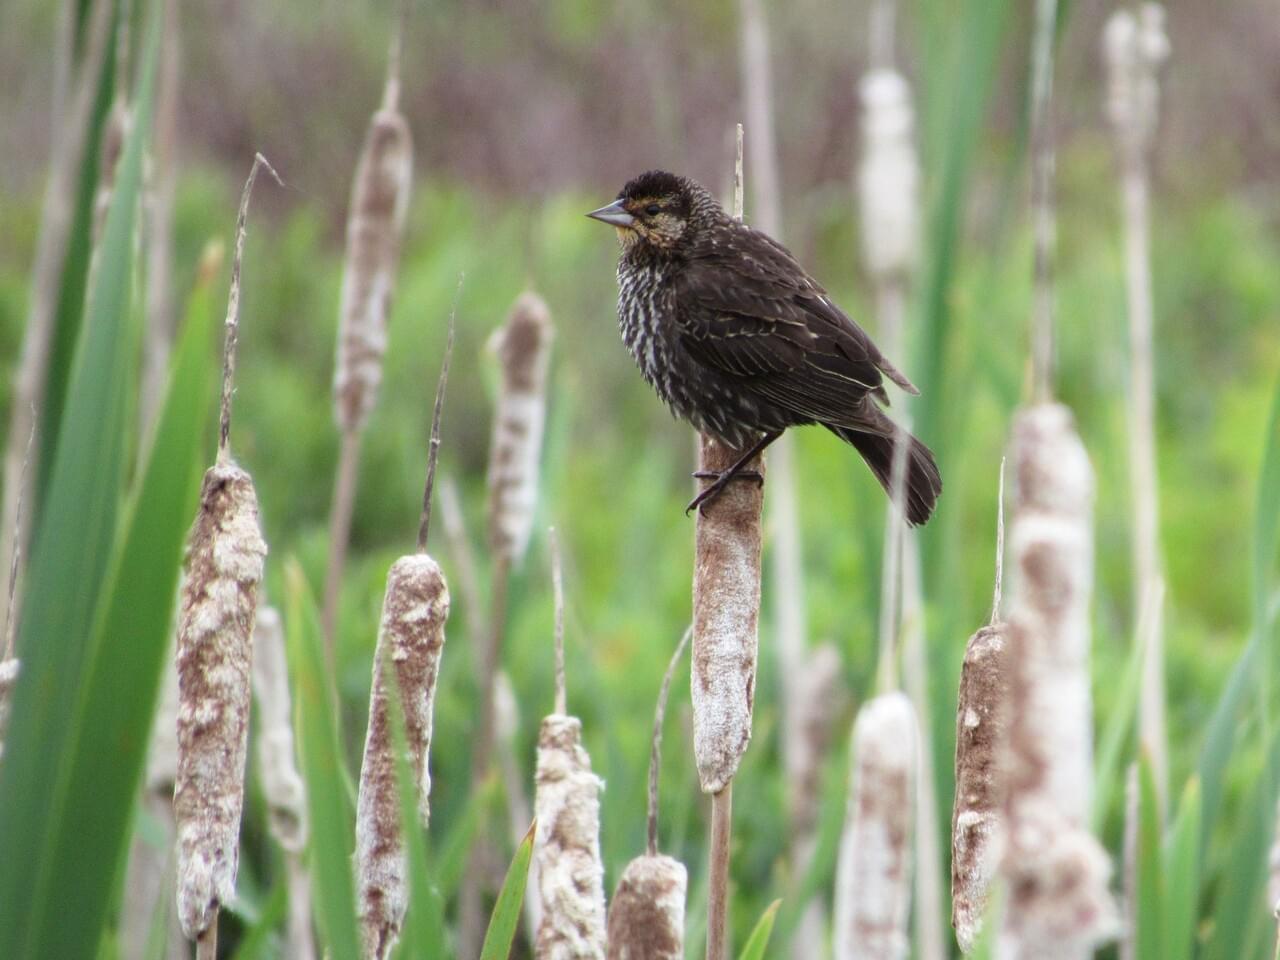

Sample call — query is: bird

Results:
[587,169,941,524]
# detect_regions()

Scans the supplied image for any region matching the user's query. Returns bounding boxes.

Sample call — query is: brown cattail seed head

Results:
[834,691,917,960]
[0,657,19,758]
[486,292,554,567]
[534,714,607,959]
[333,107,413,433]
[174,462,268,940]
[691,435,765,794]
[251,606,307,852]
[950,624,1010,953]
[858,68,919,281]
[606,854,687,960]
[1000,405,1118,956]
[356,554,450,959]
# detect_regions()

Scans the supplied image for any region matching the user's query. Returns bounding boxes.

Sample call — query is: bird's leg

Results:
[686,430,781,515]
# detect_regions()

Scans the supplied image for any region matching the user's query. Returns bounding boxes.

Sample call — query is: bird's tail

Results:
[829,420,942,526]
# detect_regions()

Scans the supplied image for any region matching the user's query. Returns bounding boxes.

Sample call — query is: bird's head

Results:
[587,171,710,256]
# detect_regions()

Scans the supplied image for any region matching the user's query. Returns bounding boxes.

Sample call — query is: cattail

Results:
[355,553,450,957]
[174,154,276,956]
[323,25,414,644]
[951,463,1010,954]
[607,628,691,959]
[999,405,1118,957]
[950,623,1009,953]
[251,606,315,960]
[833,691,917,960]
[1105,2,1172,805]
[354,297,454,960]
[788,644,844,838]
[858,68,919,284]
[0,657,18,758]
[534,532,607,959]
[486,291,554,568]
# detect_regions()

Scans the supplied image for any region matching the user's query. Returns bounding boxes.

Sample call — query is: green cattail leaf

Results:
[1136,754,1166,960]
[285,560,361,960]
[0,6,161,956]
[1092,620,1148,831]
[737,898,782,960]
[478,819,536,960]
[385,678,449,960]
[1163,777,1202,960]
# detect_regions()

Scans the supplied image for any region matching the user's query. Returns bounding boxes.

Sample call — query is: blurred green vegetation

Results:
[0,0,1278,956]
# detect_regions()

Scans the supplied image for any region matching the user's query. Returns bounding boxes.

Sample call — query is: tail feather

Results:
[830,423,942,526]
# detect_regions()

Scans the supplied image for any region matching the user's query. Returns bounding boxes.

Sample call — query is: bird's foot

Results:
[685,469,764,516]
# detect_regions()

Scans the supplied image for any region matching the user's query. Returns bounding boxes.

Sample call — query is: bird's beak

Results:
[586,199,635,228]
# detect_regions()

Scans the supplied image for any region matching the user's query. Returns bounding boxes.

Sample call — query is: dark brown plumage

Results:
[588,170,941,524]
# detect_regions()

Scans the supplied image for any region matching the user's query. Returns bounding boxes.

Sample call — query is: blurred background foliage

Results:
[1,0,1278,955]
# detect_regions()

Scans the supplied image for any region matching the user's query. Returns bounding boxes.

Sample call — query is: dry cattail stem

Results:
[1105,3,1171,807]
[323,55,414,645]
[1028,0,1059,403]
[950,623,1009,953]
[1000,405,1118,958]
[174,154,274,945]
[834,692,918,960]
[174,462,268,939]
[355,554,450,958]
[534,714,608,959]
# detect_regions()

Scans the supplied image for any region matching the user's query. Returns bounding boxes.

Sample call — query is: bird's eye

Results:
[645,203,662,216]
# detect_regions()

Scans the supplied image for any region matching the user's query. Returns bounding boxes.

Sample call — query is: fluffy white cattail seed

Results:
[691,435,765,794]
[174,462,268,940]
[606,855,687,960]
[1104,5,1170,162]
[951,624,1010,953]
[251,606,307,852]
[834,691,918,960]
[1000,405,1118,958]
[486,292,554,567]
[858,69,919,281]
[534,714,607,959]
[0,657,18,757]
[355,554,450,959]
[333,108,413,433]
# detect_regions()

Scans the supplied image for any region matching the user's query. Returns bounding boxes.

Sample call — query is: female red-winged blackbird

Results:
[588,169,941,524]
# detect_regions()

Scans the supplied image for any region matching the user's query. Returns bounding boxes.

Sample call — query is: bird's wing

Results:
[672,231,911,427]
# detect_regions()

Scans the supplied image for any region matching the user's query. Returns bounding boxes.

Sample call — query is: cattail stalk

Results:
[696,124,763,960]
[834,691,919,960]
[533,545,607,959]
[606,628,691,959]
[1105,2,1171,810]
[951,462,1010,954]
[251,606,315,960]
[354,303,453,959]
[323,15,414,648]
[0,0,112,643]
[460,289,554,955]
[174,155,276,953]
[999,406,1118,958]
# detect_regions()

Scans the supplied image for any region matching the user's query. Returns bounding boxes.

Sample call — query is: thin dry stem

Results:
[1029,0,1059,403]
[418,278,461,553]
[992,458,1007,625]
[218,153,281,463]
[649,627,692,857]
[384,0,406,112]
[732,124,744,220]
[551,527,566,715]
[196,925,216,960]
[706,784,734,960]
[3,411,35,660]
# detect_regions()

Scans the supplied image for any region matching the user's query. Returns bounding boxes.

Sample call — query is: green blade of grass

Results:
[1163,777,1201,960]
[478,819,536,960]
[29,235,216,956]
[1136,754,1166,960]
[0,7,159,954]
[1093,620,1148,830]
[286,560,361,960]
[737,898,782,960]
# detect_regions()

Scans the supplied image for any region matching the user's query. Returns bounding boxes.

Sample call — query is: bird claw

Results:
[685,469,764,515]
